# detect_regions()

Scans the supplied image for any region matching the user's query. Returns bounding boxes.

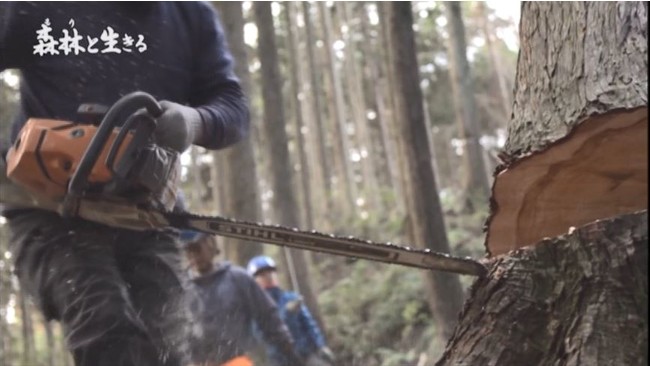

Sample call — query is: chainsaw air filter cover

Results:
[6,118,132,200]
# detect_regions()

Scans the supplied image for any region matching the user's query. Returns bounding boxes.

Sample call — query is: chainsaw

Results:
[0,92,486,277]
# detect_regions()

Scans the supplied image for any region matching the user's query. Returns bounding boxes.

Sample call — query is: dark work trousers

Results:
[6,209,194,366]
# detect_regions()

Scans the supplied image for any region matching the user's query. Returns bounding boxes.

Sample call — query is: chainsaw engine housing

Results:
[6,117,180,211]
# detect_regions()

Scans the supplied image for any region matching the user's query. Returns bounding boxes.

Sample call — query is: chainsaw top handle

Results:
[62,92,163,216]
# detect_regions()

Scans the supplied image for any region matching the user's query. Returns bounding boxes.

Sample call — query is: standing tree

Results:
[438,2,647,364]
[444,2,491,209]
[283,2,314,229]
[302,1,334,220]
[253,1,324,329]
[319,2,358,217]
[476,2,513,123]
[213,2,263,265]
[339,2,381,213]
[384,2,465,343]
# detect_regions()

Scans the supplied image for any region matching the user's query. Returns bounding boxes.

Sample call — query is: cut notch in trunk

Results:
[486,107,648,256]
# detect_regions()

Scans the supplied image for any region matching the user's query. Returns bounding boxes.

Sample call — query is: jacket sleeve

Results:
[296,296,327,349]
[237,271,304,365]
[188,3,250,150]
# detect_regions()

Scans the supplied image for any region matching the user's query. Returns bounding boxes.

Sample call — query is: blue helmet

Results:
[178,230,208,247]
[247,255,277,276]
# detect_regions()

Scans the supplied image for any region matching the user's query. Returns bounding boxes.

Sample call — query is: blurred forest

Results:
[0,2,520,365]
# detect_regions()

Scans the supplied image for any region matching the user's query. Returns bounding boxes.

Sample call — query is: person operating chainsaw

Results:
[0,2,249,366]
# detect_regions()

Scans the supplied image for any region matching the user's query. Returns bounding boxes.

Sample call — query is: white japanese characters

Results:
[33,18,147,56]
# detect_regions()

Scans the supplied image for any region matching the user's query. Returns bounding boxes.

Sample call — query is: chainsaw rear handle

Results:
[63,92,163,216]
[105,110,156,178]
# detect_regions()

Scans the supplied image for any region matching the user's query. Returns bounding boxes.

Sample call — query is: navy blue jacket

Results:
[188,263,299,364]
[0,1,249,150]
[264,286,327,364]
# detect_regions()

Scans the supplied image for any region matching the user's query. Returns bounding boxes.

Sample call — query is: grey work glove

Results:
[154,101,203,152]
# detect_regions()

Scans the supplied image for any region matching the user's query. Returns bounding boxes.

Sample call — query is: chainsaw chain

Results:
[166,211,487,277]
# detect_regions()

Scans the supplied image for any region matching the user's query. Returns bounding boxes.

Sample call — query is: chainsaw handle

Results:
[63,92,162,216]
[104,110,156,176]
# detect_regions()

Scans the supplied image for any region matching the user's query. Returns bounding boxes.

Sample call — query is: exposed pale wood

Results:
[488,107,648,255]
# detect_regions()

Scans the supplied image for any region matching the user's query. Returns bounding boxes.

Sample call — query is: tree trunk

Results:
[385,2,465,343]
[444,2,491,208]
[376,2,407,216]
[477,2,513,124]
[438,211,648,366]
[487,1,648,256]
[18,291,34,366]
[44,320,55,366]
[319,2,358,217]
[253,1,325,330]
[302,1,333,216]
[356,3,397,193]
[339,2,381,213]
[213,2,263,265]
[440,2,647,364]
[284,2,314,229]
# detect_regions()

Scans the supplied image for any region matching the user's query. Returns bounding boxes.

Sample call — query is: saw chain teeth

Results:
[167,211,487,277]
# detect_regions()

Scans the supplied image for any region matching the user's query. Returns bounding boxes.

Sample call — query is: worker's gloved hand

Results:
[318,346,335,363]
[154,101,203,152]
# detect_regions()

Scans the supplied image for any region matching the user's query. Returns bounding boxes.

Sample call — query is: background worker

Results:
[181,231,304,366]
[247,256,335,366]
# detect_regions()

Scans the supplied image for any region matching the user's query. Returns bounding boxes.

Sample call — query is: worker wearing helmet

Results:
[247,256,335,366]
[180,231,304,366]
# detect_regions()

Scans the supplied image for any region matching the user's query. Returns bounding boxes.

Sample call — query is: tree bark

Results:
[444,2,491,208]
[284,2,314,229]
[477,2,513,124]
[376,2,407,215]
[45,320,55,366]
[339,2,381,213]
[302,1,333,215]
[18,290,34,366]
[253,1,324,330]
[502,2,647,159]
[438,210,648,366]
[213,2,263,265]
[385,2,465,343]
[319,2,358,216]
[356,3,397,193]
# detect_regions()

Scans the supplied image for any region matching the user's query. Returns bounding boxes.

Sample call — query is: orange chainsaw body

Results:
[6,118,132,200]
